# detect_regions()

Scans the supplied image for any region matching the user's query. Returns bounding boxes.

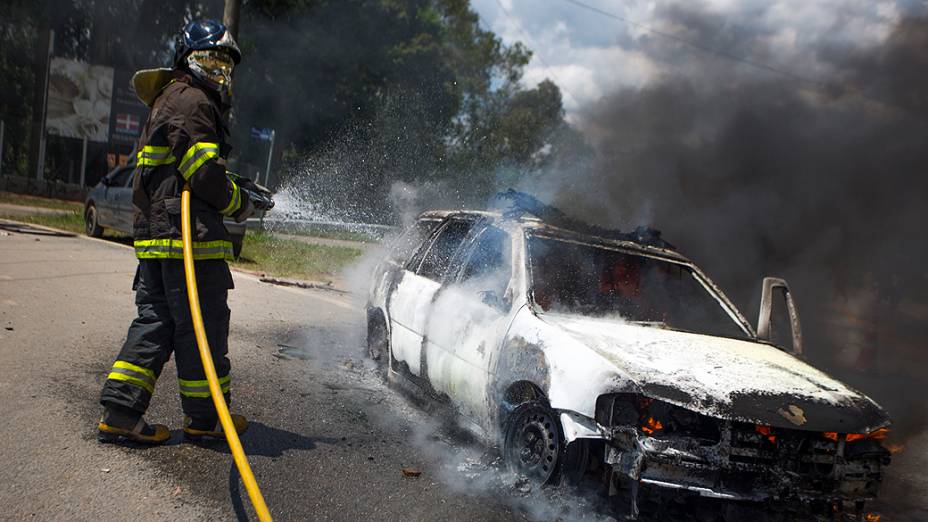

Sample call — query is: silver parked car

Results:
[84,163,247,257]
[366,194,891,518]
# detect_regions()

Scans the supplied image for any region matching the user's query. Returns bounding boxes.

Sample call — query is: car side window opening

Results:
[416,219,473,281]
[528,235,749,340]
[459,226,511,299]
[110,167,133,188]
[390,219,441,265]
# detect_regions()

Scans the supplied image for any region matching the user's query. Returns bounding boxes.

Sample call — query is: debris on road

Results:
[259,276,346,294]
[402,467,422,478]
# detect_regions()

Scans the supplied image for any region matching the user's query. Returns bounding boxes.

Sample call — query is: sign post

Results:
[264,129,275,187]
[250,126,275,187]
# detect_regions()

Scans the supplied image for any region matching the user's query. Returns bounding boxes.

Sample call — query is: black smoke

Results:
[541,6,928,444]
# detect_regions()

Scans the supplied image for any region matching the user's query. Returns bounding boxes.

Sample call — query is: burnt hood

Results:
[541,313,890,434]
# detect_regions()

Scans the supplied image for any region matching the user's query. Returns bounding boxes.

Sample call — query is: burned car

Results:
[366,194,891,518]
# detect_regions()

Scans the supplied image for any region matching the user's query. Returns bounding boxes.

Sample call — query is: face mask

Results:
[186,49,235,94]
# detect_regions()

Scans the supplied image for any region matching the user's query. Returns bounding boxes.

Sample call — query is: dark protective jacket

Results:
[131,72,248,261]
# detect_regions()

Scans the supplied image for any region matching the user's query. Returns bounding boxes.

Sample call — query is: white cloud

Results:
[470,0,918,117]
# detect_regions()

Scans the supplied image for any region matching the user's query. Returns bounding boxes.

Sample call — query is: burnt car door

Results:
[387,217,475,377]
[425,224,513,422]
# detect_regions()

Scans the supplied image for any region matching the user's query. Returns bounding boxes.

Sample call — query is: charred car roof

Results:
[416,208,691,263]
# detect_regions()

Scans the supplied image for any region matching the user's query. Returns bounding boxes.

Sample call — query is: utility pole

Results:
[28,11,52,182]
[36,29,54,182]
[223,0,241,40]
[0,120,5,177]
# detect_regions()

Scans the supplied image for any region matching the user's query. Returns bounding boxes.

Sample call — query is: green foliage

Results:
[1,0,591,219]
[233,0,591,211]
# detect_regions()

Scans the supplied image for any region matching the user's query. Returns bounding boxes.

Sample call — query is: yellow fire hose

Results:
[181,186,273,522]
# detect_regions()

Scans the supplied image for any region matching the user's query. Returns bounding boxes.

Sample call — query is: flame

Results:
[755,424,777,444]
[823,427,889,443]
[641,417,663,434]
[866,513,881,522]
[886,443,905,454]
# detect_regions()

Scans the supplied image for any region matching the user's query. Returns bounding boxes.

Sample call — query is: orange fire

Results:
[865,513,881,522]
[755,425,777,444]
[641,417,663,434]
[886,443,905,455]
[823,427,889,443]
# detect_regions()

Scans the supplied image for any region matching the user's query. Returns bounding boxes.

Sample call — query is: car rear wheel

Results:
[366,312,388,367]
[84,203,103,238]
[503,401,564,484]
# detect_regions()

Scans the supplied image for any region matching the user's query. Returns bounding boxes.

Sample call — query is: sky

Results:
[470,0,919,120]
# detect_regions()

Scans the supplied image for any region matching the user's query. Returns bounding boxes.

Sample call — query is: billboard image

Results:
[46,58,114,142]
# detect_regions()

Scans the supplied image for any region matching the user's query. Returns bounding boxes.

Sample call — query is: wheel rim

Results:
[85,206,96,234]
[508,408,560,482]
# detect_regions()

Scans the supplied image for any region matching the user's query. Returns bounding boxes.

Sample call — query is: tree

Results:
[232,0,587,219]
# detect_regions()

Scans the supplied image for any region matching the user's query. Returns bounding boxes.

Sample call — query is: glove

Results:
[226,172,275,222]
[232,174,275,211]
[231,195,255,223]
[241,184,274,211]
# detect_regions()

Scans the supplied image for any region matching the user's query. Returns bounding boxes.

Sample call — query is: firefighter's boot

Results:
[183,414,248,440]
[97,404,170,444]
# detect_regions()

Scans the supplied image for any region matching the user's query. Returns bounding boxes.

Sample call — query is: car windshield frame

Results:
[525,231,754,340]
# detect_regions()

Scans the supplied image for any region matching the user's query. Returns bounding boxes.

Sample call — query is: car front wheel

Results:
[503,401,564,484]
[84,203,103,238]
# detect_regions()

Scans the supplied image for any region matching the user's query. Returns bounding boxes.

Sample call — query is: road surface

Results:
[0,225,544,521]
[0,223,923,521]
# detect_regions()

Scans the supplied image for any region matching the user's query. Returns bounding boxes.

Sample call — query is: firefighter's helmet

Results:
[173,19,241,93]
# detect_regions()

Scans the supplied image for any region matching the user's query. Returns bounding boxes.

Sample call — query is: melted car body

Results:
[366,208,890,515]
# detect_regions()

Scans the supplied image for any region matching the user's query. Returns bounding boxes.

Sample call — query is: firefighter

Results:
[98,19,257,444]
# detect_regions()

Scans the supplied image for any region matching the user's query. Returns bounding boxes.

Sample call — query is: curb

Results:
[0,217,350,294]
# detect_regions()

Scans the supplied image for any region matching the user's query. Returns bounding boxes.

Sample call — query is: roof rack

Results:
[496,189,675,250]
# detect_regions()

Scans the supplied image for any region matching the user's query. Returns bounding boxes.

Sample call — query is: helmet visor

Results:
[187,49,235,87]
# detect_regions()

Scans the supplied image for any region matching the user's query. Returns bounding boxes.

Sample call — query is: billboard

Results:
[108,68,150,147]
[46,58,114,142]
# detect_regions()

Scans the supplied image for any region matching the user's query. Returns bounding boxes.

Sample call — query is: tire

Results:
[366,311,388,366]
[84,203,103,238]
[231,234,244,259]
[503,401,565,484]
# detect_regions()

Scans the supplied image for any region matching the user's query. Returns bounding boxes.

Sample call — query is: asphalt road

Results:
[0,225,547,521]
[0,223,923,522]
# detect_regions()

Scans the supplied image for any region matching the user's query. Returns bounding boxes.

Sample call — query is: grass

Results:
[0,208,85,234]
[264,223,382,243]
[231,230,362,281]
[0,191,83,212]
[0,193,361,282]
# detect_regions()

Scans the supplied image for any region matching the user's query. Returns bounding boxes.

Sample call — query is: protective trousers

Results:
[100,258,234,421]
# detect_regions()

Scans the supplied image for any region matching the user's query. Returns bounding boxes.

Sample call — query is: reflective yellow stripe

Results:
[219,180,241,215]
[179,375,231,388]
[134,238,233,261]
[179,142,220,180]
[136,145,176,167]
[179,375,231,398]
[107,372,155,394]
[113,360,156,380]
